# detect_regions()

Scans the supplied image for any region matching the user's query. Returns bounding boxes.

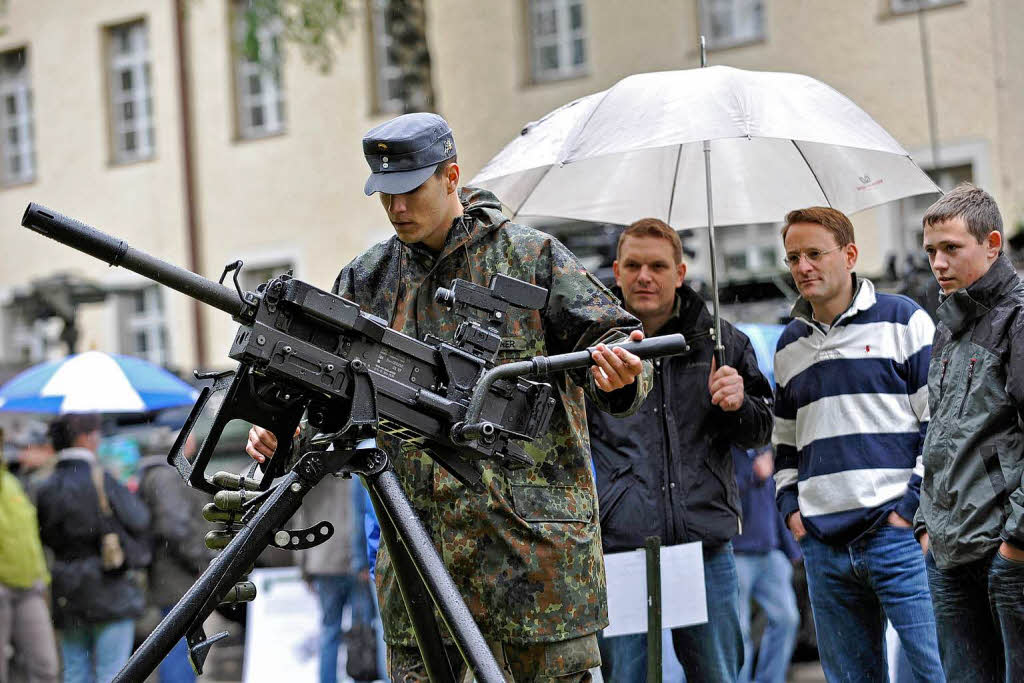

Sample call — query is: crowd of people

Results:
[2,109,1023,683]
[1,416,389,683]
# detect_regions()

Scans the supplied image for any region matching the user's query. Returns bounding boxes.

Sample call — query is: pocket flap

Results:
[510,484,594,523]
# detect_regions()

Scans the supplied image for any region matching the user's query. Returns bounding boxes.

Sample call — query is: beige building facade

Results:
[0,0,1020,375]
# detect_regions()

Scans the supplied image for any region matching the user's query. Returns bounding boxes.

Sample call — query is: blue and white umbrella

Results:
[0,351,199,414]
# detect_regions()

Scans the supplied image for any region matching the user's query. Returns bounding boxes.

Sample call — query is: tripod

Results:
[113,445,504,683]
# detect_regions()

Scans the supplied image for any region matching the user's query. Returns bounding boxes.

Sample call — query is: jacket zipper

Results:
[939,358,949,398]
[958,358,977,418]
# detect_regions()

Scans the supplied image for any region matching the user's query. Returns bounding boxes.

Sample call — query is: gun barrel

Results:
[463,333,690,426]
[22,203,245,317]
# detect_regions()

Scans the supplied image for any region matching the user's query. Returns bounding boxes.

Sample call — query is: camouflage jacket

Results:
[331,187,652,645]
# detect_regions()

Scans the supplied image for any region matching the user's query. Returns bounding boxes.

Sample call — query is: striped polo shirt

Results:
[772,277,934,545]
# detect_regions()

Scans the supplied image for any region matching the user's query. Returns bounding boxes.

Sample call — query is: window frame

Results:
[699,0,766,51]
[0,47,36,186]
[368,0,405,114]
[233,2,287,140]
[106,20,155,165]
[116,285,169,366]
[528,0,588,84]
[888,0,962,15]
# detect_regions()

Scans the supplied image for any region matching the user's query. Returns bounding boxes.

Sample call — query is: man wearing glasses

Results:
[772,207,944,681]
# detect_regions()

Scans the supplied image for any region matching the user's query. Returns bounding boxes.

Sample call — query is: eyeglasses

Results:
[782,246,843,268]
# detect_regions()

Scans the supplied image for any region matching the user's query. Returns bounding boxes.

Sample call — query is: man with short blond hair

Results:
[773,206,943,681]
[589,217,774,682]
[917,183,1024,681]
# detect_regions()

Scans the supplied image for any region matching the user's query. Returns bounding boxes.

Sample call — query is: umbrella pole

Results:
[699,36,726,366]
[703,141,725,366]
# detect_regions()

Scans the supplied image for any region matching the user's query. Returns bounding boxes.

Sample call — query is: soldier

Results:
[248,113,651,682]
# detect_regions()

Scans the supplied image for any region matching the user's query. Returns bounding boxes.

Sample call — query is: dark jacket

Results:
[915,254,1024,568]
[36,448,151,628]
[731,447,800,560]
[137,455,212,607]
[589,285,774,552]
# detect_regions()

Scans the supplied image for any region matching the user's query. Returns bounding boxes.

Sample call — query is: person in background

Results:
[915,183,1024,681]
[35,413,151,683]
[136,427,211,683]
[732,445,801,683]
[773,207,943,682]
[296,473,376,683]
[0,432,59,683]
[588,218,774,682]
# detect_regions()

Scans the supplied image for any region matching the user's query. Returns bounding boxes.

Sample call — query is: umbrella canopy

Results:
[470,66,940,228]
[0,351,199,414]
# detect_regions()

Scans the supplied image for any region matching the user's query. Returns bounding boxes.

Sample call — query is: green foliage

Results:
[239,0,351,74]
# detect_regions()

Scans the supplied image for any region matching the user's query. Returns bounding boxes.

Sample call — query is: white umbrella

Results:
[472,66,939,227]
[470,64,940,358]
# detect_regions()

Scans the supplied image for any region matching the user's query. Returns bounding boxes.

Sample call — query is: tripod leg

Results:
[362,468,506,683]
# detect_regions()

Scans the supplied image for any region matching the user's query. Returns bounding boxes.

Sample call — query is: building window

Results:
[700,0,765,49]
[369,0,404,114]
[1,306,47,365]
[716,223,781,279]
[240,262,294,294]
[889,0,961,14]
[0,48,35,186]
[107,21,154,164]
[897,163,973,250]
[234,2,286,138]
[528,0,587,83]
[115,286,168,365]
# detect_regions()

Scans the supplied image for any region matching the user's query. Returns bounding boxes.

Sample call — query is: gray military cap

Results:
[362,112,457,196]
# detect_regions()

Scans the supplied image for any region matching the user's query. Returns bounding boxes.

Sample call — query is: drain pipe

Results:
[173,0,206,367]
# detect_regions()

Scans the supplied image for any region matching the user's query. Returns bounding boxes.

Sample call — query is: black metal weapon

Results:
[21,203,689,683]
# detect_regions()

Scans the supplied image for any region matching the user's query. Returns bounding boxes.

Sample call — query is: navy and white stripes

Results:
[773,279,934,544]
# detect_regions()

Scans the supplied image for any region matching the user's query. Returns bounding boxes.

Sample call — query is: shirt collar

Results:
[57,447,96,464]
[791,274,876,329]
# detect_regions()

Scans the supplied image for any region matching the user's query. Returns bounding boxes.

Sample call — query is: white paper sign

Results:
[603,542,707,637]
[243,567,320,682]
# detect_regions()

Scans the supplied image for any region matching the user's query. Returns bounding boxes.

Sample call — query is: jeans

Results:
[0,582,58,683]
[157,606,195,683]
[598,542,743,682]
[313,574,379,683]
[926,548,1024,682]
[800,524,943,683]
[735,550,800,683]
[59,619,134,683]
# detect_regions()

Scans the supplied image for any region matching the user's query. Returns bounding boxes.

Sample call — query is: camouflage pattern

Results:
[331,187,652,647]
[388,633,600,682]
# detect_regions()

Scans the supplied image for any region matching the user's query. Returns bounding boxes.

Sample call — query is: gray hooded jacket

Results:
[915,254,1024,568]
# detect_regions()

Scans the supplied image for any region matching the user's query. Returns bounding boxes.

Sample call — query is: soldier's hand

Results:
[591,330,645,392]
[246,425,299,464]
[709,358,745,412]
[919,531,929,556]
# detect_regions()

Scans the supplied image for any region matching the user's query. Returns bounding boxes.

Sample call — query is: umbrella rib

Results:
[665,144,684,226]
[791,141,832,207]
